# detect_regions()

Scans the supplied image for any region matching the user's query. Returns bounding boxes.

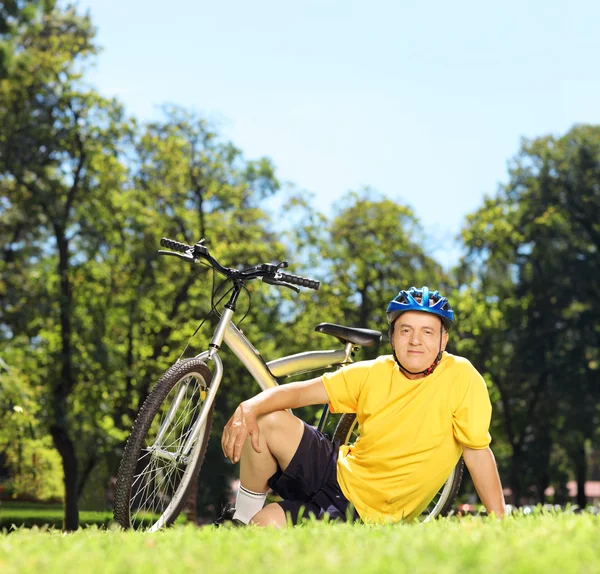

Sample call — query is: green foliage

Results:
[0,1,56,77]
[0,359,40,442]
[1,1,293,518]
[0,1,129,528]
[2,438,63,501]
[0,361,64,502]
[458,124,600,503]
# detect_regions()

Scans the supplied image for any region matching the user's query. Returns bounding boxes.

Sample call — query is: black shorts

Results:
[267,421,360,525]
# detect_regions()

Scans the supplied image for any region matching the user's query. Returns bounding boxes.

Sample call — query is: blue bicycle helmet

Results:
[386,286,455,331]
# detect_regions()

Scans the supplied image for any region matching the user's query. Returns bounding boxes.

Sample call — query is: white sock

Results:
[233,485,268,524]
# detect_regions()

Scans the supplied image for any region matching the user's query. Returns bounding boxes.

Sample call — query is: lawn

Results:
[0,501,113,529]
[0,511,598,574]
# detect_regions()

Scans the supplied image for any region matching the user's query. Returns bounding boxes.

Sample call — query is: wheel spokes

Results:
[128,372,207,529]
[131,459,183,527]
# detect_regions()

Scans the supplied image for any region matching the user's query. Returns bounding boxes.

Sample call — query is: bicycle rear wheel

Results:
[332,413,463,521]
[114,358,214,531]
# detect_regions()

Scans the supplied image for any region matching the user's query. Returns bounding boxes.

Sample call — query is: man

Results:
[216,286,505,527]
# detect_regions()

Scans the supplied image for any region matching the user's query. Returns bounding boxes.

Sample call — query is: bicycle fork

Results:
[148,310,236,463]
[148,352,224,464]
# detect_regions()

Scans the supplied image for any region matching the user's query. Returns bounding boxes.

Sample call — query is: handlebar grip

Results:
[278,272,320,290]
[160,238,192,253]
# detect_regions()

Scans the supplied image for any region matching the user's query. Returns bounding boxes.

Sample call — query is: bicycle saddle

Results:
[315,323,382,347]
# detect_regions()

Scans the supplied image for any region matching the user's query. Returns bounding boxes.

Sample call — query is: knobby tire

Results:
[114,358,214,531]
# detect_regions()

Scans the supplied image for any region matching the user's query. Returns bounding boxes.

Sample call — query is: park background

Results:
[1,0,599,531]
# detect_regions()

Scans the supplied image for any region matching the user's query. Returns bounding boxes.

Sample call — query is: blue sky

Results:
[76,0,600,264]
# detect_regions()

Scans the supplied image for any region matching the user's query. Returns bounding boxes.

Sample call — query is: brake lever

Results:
[259,261,289,274]
[262,276,300,293]
[158,250,195,262]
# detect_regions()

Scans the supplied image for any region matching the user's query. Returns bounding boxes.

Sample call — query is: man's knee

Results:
[256,410,297,436]
[255,411,304,466]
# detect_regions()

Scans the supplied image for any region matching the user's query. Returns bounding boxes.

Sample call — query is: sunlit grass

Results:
[0,509,598,574]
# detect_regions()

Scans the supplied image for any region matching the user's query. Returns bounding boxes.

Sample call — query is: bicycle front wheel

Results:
[114,358,214,531]
[332,413,464,522]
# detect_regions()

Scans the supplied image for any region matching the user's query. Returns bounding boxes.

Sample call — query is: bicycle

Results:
[113,238,464,531]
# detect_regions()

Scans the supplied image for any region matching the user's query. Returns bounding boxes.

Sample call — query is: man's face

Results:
[391,311,448,375]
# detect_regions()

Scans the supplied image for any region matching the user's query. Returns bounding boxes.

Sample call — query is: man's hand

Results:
[220,377,328,464]
[221,401,262,464]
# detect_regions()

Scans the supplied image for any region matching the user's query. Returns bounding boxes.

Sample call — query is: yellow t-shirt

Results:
[321,352,492,523]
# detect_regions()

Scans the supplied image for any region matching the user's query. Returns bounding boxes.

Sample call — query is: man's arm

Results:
[221,377,329,463]
[462,446,506,518]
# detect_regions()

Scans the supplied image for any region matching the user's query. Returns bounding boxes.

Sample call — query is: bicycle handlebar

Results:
[159,237,320,291]
[160,238,191,253]
[277,272,320,291]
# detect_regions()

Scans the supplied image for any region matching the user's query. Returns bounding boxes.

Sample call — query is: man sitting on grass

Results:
[216,286,505,527]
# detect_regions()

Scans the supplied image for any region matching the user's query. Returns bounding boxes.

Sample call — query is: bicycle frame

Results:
[164,307,355,458]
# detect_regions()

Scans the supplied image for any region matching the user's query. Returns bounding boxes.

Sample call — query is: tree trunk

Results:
[509,448,522,506]
[358,286,371,328]
[535,472,549,504]
[54,225,79,530]
[534,430,551,504]
[574,443,588,508]
[50,424,79,531]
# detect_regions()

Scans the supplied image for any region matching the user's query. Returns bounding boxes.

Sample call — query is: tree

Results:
[322,191,448,349]
[458,125,600,505]
[0,4,127,529]
[0,2,309,524]
[0,1,57,78]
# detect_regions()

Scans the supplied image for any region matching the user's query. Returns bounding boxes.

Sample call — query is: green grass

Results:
[0,501,113,529]
[0,511,598,574]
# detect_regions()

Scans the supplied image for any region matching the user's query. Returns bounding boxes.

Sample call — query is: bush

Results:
[3,438,64,502]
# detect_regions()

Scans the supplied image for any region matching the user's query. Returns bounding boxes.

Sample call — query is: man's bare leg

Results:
[235,410,304,527]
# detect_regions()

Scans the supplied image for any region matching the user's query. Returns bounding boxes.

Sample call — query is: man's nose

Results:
[409,333,422,345]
